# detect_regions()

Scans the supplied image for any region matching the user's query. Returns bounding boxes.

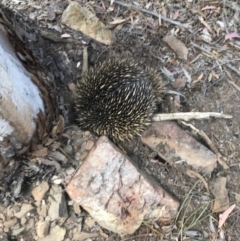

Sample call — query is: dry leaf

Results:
[192,72,204,85]
[218,204,236,228]
[50,141,61,151]
[32,147,48,157]
[225,32,240,41]
[145,2,152,9]
[172,78,186,88]
[45,138,55,146]
[163,35,188,60]
[208,72,213,82]
[211,70,219,79]
[109,18,126,24]
[35,110,47,140]
[198,16,213,34]
[68,83,76,96]
[52,115,65,136]
[99,227,109,238]
[210,177,229,212]
[172,10,179,20]
[201,6,217,11]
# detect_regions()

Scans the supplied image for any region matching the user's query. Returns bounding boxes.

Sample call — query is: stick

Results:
[82,46,88,76]
[152,112,232,122]
[110,0,193,33]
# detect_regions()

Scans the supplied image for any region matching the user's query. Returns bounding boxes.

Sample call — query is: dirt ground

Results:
[0,0,240,240]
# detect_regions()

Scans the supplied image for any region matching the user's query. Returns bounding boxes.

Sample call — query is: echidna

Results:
[75,60,164,142]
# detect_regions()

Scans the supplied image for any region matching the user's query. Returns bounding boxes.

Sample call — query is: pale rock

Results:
[73,202,81,215]
[48,151,67,163]
[3,218,18,228]
[141,121,217,174]
[11,227,25,236]
[20,216,27,225]
[36,220,50,238]
[32,181,49,203]
[37,203,48,217]
[61,2,114,45]
[85,218,95,228]
[65,167,75,176]
[48,185,68,220]
[72,232,98,241]
[66,136,179,236]
[85,140,94,150]
[39,225,66,241]
[14,204,34,218]
[26,218,35,230]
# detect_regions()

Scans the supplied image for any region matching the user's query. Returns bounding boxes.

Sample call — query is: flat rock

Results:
[66,136,179,236]
[38,225,66,241]
[48,185,68,220]
[36,220,50,238]
[32,181,49,204]
[72,231,98,241]
[61,1,114,45]
[3,218,18,228]
[14,204,34,219]
[141,121,217,174]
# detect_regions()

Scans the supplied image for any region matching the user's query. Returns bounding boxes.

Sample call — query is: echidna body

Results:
[75,60,164,142]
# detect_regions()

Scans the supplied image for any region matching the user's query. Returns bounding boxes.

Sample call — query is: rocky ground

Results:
[0,0,240,240]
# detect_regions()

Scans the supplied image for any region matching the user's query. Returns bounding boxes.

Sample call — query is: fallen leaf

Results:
[68,83,76,96]
[198,16,213,34]
[32,148,48,157]
[99,227,108,238]
[208,72,213,82]
[109,18,126,24]
[201,6,217,11]
[210,177,229,212]
[107,6,114,12]
[212,50,220,57]
[52,115,65,136]
[218,204,236,228]
[163,35,188,60]
[161,67,175,82]
[172,78,186,88]
[192,72,204,85]
[101,0,106,10]
[172,10,179,20]
[163,67,174,76]
[225,32,240,41]
[211,70,219,79]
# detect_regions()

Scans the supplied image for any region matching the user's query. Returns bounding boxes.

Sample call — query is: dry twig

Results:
[190,42,214,57]
[152,112,232,122]
[110,0,193,32]
[186,169,210,193]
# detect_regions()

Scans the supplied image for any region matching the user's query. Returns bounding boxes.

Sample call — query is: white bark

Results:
[0,24,44,144]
